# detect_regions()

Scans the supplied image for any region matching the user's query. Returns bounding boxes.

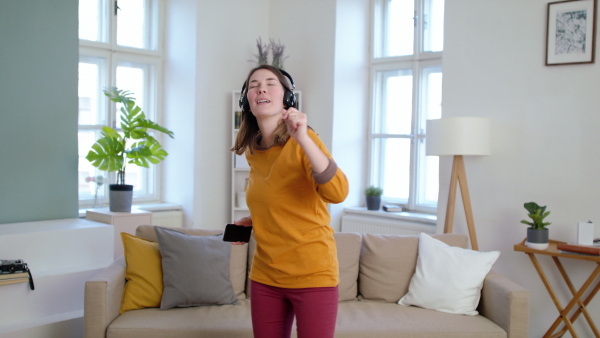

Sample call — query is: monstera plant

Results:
[86,87,174,211]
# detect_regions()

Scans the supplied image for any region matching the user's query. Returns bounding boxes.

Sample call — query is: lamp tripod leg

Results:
[456,156,479,251]
[444,156,460,234]
[444,155,479,251]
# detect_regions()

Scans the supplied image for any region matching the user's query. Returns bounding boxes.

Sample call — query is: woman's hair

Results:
[231,65,294,155]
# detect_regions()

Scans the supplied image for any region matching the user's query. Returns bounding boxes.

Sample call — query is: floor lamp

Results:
[426,117,491,251]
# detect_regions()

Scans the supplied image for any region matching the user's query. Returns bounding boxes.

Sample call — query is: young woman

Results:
[231,65,349,338]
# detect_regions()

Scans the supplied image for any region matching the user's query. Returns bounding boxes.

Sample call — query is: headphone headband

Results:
[279,69,295,90]
[239,68,297,113]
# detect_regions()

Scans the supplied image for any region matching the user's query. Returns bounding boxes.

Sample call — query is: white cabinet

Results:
[230,90,301,222]
[86,208,153,259]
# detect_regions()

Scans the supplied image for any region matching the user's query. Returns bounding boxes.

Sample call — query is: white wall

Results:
[269,0,337,149]
[164,0,360,230]
[330,0,370,229]
[163,0,198,228]
[163,0,270,229]
[443,0,600,336]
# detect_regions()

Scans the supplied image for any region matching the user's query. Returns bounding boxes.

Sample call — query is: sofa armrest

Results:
[84,257,126,338]
[478,270,529,338]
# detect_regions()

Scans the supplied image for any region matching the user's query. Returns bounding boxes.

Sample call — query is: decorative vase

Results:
[109,184,134,212]
[525,227,549,250]
[237,191,247,209]
[366,196,381,211]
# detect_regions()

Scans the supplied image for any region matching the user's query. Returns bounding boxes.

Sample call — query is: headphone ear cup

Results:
[240,95,250,113]
[283,90,297,108]
[239,80,250,113]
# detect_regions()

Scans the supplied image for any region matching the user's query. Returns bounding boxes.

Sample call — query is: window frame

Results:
[368,0,443,213]
[78,0,164,208]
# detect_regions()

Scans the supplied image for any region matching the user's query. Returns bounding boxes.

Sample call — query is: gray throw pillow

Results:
[155,227,238,309]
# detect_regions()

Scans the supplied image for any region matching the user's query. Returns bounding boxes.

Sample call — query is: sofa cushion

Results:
[359,233,468,303]
[120,233,163,313]
[155,227,239,309]
[399,233,500,315]
[335,301,506,338]
[136,225,223,241]
[334,232,362,301]
[108,300,254,338]
[136,225,248,300]
[108,299,506,338]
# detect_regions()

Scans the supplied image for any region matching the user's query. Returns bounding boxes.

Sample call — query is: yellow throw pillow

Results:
[120,232,163,314]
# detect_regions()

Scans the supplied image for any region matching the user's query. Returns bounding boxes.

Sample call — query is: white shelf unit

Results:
[230,90,301,222]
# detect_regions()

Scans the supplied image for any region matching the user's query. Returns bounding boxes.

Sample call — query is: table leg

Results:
[526,253,578,338]
[550,260,600,338]
[567,278,600,337]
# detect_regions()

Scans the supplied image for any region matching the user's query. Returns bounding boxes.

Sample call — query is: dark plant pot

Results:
[109,184,134,212]
[526,227,549,250]
[366,196,381,211]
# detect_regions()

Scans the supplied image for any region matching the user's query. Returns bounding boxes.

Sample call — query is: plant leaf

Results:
[523,202,540,214]
[126,139,169,168]
[138,119,175,139]
[85,135,125,172]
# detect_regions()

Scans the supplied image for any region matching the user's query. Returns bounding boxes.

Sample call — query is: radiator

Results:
[136,204,184,228]
[151,210,183,228]
[341,214,435,235]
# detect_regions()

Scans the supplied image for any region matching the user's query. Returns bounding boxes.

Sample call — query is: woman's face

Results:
[246,69,285,118]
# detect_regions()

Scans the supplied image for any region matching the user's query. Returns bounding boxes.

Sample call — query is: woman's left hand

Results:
[282,107,308,140]
[283,107,330,173]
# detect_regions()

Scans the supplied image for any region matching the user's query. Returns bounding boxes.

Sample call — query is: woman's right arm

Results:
[234,216,252,227]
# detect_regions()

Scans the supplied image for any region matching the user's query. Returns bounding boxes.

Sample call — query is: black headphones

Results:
[239,68,297,113]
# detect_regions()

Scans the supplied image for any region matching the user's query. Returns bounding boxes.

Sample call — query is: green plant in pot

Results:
[86,87,174,212]
[365,186,383,211]
[520,202,551,250]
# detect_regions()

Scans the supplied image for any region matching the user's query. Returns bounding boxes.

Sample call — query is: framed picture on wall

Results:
[546,0,597,65]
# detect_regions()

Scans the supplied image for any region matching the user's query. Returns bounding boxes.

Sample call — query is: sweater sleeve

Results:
[312,158,338,184]
[304,131,349,204]
[315,162,349,204]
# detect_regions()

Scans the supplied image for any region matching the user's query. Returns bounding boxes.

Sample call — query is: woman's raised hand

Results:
[282,107,308,140]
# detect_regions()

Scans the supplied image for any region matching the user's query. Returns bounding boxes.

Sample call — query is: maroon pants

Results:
[250,280,339,338]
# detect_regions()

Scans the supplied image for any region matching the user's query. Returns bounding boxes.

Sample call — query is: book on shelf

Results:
[557,243,600,256]
[382,205,404,212]
[0,272,29,286]
[0,272,28,280]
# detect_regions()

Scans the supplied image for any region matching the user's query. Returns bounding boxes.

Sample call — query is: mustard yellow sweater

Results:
[245,129,349,289]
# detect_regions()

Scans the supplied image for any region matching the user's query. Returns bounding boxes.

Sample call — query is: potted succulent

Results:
[365,186,383,211]
[521,202,551,250]
[86,87,174,212]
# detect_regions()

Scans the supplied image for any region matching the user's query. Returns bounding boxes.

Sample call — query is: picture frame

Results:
[546,0,597,65]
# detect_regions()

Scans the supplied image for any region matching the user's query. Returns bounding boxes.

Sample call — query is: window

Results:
[369,0,444,213]
[78,0,162,208]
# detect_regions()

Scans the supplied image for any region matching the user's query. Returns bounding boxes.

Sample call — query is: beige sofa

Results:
[84,225,529,338]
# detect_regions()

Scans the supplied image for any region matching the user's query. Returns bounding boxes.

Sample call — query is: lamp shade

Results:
[426,117,491,156]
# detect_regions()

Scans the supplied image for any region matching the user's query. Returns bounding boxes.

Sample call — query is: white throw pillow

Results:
[398,233,500,315]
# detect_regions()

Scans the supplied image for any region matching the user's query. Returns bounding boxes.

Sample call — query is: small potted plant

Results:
[365,186,383,211]
[86,87,174,212]
[521,202,551,250]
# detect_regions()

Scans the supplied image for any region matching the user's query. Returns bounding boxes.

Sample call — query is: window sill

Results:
[78,202,182,218]
[343,206,437,226]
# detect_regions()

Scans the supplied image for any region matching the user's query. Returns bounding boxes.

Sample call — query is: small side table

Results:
[514,239,600,338]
